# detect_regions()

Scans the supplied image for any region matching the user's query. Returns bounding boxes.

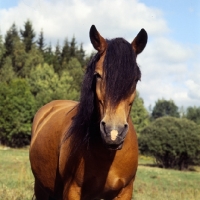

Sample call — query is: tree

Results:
[53,41,62,74]
[0,57,16,82]
[37,29,45,53]
[4,23,27,75]
[76,43,86,67]
[0,79,36,147]
[69,36,77,58]
[139,116,200,170]
[4,23,20,57]
[0,33,5,67]
[44,43,53,65]
[65,57,84,92]
[21,45,44,78]
[151,99,180,120]
[11,37,27,76]
[27,63,79,109]
[61,38,70,66]
[20,20,36,52]
[131,91,149,133]
[185,106,200,125]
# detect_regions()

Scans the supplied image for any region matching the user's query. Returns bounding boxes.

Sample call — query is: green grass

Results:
[0,147,200,200]
[0,147,33,200]
[133,156,200,200]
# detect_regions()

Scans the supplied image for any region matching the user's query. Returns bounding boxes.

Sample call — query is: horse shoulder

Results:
[31,100,78,139]
[29,100,79,196]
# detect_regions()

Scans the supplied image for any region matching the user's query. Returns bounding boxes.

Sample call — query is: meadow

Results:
[0,147,200,200]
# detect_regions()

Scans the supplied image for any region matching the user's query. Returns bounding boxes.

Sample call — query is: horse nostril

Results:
[101,121,106,127]
[124,124,128,129]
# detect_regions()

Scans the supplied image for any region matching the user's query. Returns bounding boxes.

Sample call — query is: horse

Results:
[29,25,147,200]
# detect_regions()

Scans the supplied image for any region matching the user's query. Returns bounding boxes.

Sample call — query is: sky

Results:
[0,0,199,110]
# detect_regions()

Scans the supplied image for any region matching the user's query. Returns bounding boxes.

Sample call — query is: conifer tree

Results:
[53,41,62,74]
[20,20,36,52]
[44,43,53,65]
[69,36,77,57]
[61,38,70,65]
[4,23,19,57]
[76,43,85,67]
[37,29,45,53]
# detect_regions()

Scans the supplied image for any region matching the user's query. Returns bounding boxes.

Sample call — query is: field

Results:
[0,147,200,200]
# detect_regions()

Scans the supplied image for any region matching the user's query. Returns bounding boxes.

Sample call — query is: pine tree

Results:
[20,20,36,52]
[69,36,77,58]
[53,41,62,74]
[37,29,45,53]
[76,43,85,67]
[44,43,53,65]
[61,38,70,65]
[4,23,19,57]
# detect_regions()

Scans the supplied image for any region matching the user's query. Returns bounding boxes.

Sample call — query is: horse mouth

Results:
[106,142,124,150]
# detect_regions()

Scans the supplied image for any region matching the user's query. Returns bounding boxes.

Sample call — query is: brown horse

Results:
[29,25,147,200]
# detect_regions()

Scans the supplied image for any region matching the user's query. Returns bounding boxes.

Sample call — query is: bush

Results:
[151,99,180,120]
[139,116,200,170]
[0,79,36,147]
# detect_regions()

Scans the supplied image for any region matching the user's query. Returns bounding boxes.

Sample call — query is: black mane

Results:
[64,38,141,151]
[104,38,140,107]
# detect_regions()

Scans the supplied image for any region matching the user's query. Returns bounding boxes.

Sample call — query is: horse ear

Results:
[90,25,107,52]
[131,29,148,55]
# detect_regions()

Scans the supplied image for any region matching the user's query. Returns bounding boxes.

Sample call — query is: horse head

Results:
[90,25,147,150]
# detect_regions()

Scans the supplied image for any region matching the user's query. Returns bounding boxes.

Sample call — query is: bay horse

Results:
[29,25,147,200]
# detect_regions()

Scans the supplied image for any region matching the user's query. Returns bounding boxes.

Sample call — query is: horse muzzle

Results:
[100,121,129,150]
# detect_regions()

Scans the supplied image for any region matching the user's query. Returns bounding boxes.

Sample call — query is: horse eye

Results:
[94,72,102,79]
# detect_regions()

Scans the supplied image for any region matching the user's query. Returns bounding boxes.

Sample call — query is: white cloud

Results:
[0,0,199,108]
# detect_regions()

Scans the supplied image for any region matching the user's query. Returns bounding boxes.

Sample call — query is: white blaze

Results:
[110,130,118,141]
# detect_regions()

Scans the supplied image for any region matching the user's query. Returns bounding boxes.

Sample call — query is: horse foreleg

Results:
[63,183,81,200]
[112,180,134,200]
[34,180,50,200]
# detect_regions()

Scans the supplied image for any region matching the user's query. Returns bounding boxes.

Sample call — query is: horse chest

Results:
[73,157,135,194]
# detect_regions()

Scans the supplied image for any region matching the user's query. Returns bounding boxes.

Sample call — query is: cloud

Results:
[0,0,169,46]
[0,0,199,108]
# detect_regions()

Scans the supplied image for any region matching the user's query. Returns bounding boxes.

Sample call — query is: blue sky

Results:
[0,0,199,108]
[0,0,18,9]
[143,0,200,45]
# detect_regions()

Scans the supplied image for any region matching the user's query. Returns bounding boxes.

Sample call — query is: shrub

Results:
[139,116,200,170]
[0,79,36,147]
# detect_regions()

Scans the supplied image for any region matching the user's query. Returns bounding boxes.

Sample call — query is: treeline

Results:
[0,20,88,147]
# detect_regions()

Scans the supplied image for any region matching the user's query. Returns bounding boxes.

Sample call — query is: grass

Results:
[0,146,33,200]
[0,147,200,200]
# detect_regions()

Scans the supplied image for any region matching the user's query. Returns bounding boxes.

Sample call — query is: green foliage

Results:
[139,116,200,170]
[65,57,84,91]
[27,63,79,109]
[4,23,19,57]
[0,79,36,147]
[131,92,150,133]
[37,29,45,52]
[20,20,36,52]
[44,43,53,65]
[0,33,5,63]
[151,99,180,120]
[53,41,62,73]
[0,20,88,147]
[0,57,15,82]
[185,106,200,125]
